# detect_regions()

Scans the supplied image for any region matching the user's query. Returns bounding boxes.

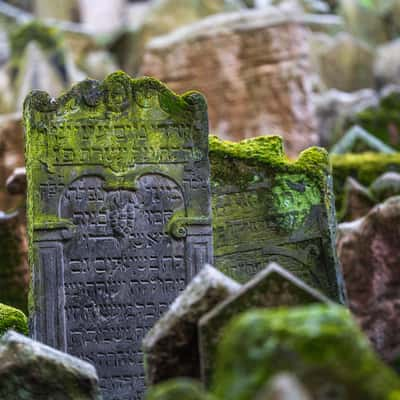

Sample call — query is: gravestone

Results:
[143,264,240,385]
[0,330,101,400]
[199,263,330,384]
[210,135,346,303]
[24,71,213,400]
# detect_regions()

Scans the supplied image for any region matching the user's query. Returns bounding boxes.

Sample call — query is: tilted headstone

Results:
[143,264,241,385]
[210,135,346,302]
[199,263,330,385]
[0,330,101,399]
[24,71,213,400]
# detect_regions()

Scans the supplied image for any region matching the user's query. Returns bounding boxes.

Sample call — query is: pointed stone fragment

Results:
[330,125,396,155]
[199,263,330,385]
[0,330,101,399]
[143,264,241,385]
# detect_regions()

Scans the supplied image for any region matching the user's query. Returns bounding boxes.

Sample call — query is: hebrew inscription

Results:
[210,137,346,303]
[25,72,213,400]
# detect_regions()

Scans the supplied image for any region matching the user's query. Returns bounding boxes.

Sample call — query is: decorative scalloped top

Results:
[23,71,206,119]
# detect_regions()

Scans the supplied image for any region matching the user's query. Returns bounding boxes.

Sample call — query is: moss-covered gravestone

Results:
[210,136,345,302]
[199,263,329,385]
[212,305,400,400]
[24,71,213,400]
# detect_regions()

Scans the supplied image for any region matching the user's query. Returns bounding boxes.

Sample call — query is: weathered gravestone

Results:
[209,135,346,303]
[24,71,213,400]
[199,263,330,385]
[143,264,240,385]
[0,330,101,400]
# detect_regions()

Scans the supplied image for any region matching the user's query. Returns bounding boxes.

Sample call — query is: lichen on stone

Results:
[212,304,400,400]
[0,303,28,336]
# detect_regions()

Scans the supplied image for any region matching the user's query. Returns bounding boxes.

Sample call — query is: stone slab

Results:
[24,71,213,400]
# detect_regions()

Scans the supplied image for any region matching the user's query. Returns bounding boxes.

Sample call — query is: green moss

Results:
[0,303,28,336]
[350,90,400,150]
[209,135,329,191]
[212,304,400,400]
[331,152,400,211]
[9,21,65,77]
[146,379,216,400]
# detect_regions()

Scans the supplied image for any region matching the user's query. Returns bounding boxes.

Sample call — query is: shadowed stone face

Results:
[24,72,213,400]
[0,330,101,400]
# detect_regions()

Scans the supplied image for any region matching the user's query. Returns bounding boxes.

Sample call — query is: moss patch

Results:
[212,304,400,400]
[209,135,329,191]
[0,303,28,336]
[350,89,400,150]
[146,378,216,400]
[331,152,400,211]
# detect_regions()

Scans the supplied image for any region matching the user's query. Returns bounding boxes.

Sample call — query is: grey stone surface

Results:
[0,330,101,399]
[143,264,241,385]
[24,72,213,400]
[198,263,329,385]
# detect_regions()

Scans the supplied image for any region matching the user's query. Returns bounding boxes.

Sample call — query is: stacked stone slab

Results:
[209,135,346,302]
[24,71,213,400]
[0,330,101,399]
[141,8,318,157]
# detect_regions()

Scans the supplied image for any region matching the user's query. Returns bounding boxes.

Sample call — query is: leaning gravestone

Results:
[210,135,346,303]
[24,71,213,400]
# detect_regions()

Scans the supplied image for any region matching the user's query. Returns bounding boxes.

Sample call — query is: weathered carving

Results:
[209,136,346,303]
[24,72,213,400]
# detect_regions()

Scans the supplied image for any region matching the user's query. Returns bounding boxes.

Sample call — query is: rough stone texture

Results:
[0,303,28,336]
[24,71,213,400]
[209,135,345,302]
[114,0,242,75]
[316,32,374,92]
[337,196,400,363]
[340,177,375,222]
[0,330,101,399]
[375,38,400,88]
[146,378,215,400]
[0,113,24,210]
[0,210,29,313]
[313,88,378,149]
[143,264,240,385]
[370,172,400,202]
[254,373,312,400]
[212,305,400,400]
[330,125,395,155]
[141,8,319,157]
[199,263,330,385]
